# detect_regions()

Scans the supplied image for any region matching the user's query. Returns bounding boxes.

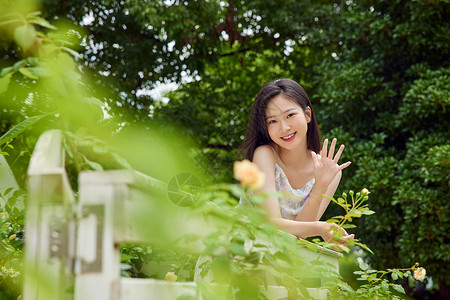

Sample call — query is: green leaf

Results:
[19,67,39,80]
[305,243,318,252]
[12,59,27,72]
[362,210,375,215]
[26,67,50,77]
[359,262,369,271]
[26,11,42,18]
[0,19,21,26]
[112,152,132,169]
[337,281,355,294]
[392,284,405,294]
[26,57,39,66]
[0,66,14,77]
[0,114,51,146]
[381,281,389,292]
[81,154,104,171]
[352,210,362,217]
[14,24,37,50]
[61,46,82,59]
[392,273,398,280]
[342,224,356,229]
[356,242,374,254]
[0,73,12,94]
[29,17,57,30]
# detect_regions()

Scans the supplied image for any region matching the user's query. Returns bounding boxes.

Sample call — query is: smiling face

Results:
[265,95,311,151]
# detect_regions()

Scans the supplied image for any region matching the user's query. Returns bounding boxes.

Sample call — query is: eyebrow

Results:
[265,108,298,120]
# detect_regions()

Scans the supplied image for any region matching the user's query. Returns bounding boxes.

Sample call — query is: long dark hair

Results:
[239,78,320,161]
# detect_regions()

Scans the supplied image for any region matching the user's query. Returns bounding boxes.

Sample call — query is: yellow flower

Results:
[361,188,371,195]
[233,160,265,190]
[165,271,177,282]
[414,267,426,281]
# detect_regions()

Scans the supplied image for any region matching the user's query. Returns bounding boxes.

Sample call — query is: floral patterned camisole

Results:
[274,163,315,220]
[271,145,315,220]
[238,147,315,220]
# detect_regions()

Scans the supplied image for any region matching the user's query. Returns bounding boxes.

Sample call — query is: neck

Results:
[276,142,311,170]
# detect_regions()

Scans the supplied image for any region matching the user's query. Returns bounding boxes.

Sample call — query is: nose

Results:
[280,119,290,132]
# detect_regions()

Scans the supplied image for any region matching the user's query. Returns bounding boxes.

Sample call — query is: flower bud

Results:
[361,188,371,195]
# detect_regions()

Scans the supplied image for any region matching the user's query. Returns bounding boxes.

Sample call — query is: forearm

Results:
[316,197,331,220]
[297,171,342,221]
[295,183,328,221]
[269,218,327,239]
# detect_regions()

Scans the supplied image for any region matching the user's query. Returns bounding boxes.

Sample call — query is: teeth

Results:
[282,133,295,140]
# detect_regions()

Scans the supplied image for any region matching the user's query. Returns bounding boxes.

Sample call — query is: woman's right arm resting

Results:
[252,146,333,239]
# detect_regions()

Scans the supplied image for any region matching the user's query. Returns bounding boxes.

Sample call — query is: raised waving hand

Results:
[311,138,351,189]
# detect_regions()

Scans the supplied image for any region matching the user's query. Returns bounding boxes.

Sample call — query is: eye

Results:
[287,113,296,118]
[268,120,276,124]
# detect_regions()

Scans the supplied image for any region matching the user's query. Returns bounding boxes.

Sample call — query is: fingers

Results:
[321,138,328,157]
[338,161,352,171]
[333,144,345,162]
[341,228,350,236]
[328,138,336,159]
[322,138,347,163]
[311,151,319,166]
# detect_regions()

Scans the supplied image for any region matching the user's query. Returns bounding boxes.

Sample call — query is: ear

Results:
[305,106,312,123]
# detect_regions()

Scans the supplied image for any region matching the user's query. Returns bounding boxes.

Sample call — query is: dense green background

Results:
[1,0,449,299]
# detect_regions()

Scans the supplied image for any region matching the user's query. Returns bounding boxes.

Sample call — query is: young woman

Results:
[240,78,354,245]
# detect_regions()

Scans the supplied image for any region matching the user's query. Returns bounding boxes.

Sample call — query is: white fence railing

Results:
[20,129,342,300]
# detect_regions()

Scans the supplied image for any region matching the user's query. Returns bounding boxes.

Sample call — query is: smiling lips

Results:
[281,132,296,142]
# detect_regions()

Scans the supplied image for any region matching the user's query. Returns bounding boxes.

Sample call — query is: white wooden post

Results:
[75,170,219,300]
[23,130,76,300]
[74,172,121,300]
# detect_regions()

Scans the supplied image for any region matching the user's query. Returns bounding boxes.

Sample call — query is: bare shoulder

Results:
[252,144,276,174]
[253,145,275,163]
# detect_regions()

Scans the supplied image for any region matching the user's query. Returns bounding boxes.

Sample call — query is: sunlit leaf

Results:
[0,73,12,94]
[0,114,51,146]
[19,67,39,79]
[61,46,82,59]
[30,16,57,29]
[14,24,36,50]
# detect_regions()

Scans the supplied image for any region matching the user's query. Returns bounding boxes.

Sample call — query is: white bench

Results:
[22,129,342,300]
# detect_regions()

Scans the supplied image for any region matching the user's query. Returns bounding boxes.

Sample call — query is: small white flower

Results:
[165,271,177,282]
[414,267,426,281]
